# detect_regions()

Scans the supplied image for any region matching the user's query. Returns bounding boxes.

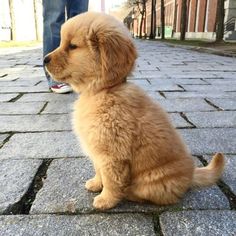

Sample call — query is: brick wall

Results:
[197,0,207,32]
[206,0,217,32]
[131,0,221,38]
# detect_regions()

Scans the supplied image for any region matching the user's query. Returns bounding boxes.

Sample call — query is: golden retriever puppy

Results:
[44,12,225,210]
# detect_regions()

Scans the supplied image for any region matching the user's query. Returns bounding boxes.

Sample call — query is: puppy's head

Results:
[45,12,137,93]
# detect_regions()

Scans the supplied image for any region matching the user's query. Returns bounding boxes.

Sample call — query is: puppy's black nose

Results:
[44,55,51,64]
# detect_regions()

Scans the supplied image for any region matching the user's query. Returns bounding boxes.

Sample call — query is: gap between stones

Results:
[3,159,53,215]
[180,112,196,128]
[158,91,166,98]
[0,132,14,149]
[204,98,223,111]
[153,214,164,236]
[38,102,48,114]
[8,93,24,102]
[196,155,236,210]
[177,84,186,91]
[34,81,42,86]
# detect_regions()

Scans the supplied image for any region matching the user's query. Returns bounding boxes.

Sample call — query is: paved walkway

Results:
[0,40,236,235]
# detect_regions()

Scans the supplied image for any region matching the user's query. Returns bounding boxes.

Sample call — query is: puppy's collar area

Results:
[102,77,127,90]
[83,77,127,95]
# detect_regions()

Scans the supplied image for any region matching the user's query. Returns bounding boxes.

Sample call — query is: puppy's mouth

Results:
[53,74,71,82]
[46,67,71,82]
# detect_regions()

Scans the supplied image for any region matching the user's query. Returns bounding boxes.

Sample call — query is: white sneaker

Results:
[50,83,73,94]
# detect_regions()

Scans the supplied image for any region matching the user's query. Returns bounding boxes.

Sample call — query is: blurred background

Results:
[0,0,235,43]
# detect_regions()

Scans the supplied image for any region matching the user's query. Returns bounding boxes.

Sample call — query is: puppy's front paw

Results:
[85,178,102,192]
[93,194,117,210]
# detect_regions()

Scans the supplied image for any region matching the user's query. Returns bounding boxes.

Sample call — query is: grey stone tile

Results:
[178,186,229,210]
[0,86,49,93]
[0,114,72,132]
[31,158,229,215]
[0,102,45,115]
[42,101,73,114]
[185,111,236,128]
[164,91,236,99]
[160,210,236,236]
[204,155,236,195]
[0,214,155,236]
[0,74,19,81]
[207,98,236,110]
[0,132,83,159]
[0,159,42,213]
[30,158,95,214]
[180,128,236,155]
[182,84,236,92]
[169,113,193,128]
[0,80,38,87]
[172,78,209,85]
[205,78,236,85]
[146,91,165,100]
[18,92,77,102]
[0,93,19,102]
[148,80,183,91]
[130,79,151,88]
[158,99,215,112]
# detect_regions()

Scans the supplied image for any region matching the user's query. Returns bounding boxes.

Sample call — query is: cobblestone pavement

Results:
[0,40,236,235]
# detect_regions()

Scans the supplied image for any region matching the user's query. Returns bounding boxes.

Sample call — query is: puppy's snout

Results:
[44,55,51,64]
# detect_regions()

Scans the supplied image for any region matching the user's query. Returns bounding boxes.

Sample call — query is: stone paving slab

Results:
[0,93,19,102]
[207,98,236,110]
[182,84,236,92]
[0,74,19,81]
[0,132,83,159]
[30,158,229,215]
[160,210,236,236]
[185,111,236,128]
[0,80,39,87]
[0,102,45,115]
[180,128,236,155]
[0,114,72,132]
[171,78,209,85]
[17,92,77,102]
[0,159,42,213]
[0,86,49,93]
[169,113,193,128]
[42,101,73,114]
[129,79,151,88]
[147,80,184,91]
[158,98,216,112]
[163,91,236,99]
[204,155,236,195]
[146,91,165,100]
[205,78,236,85]
[0,214,155,236]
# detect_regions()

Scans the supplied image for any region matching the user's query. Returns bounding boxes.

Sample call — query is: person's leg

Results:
[66,0,89,19]
[43,0,66,87]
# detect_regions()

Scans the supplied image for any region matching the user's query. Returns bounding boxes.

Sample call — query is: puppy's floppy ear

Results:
[89,26,137,81]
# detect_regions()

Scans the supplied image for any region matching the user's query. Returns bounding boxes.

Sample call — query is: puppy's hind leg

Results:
[93,159,130,210]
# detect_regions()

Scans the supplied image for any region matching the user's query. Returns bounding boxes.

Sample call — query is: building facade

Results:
[131,0,236,40]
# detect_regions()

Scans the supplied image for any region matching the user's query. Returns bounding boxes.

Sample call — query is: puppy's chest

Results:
[73,100,101,156]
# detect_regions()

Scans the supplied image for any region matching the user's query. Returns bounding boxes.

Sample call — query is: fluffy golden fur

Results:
[45,12,225,210]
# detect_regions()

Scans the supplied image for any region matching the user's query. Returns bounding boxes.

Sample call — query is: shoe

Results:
[50,83,73,94]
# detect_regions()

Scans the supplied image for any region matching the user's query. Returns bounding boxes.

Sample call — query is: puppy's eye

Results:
[68,44,78,50]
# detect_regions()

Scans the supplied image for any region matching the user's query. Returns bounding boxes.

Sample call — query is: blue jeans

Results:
[43,0,89,87]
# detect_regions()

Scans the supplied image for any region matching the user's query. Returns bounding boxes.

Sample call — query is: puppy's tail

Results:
[192,153,225,188]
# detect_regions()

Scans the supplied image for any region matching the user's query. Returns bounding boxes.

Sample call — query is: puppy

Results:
[44,12,225,210]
